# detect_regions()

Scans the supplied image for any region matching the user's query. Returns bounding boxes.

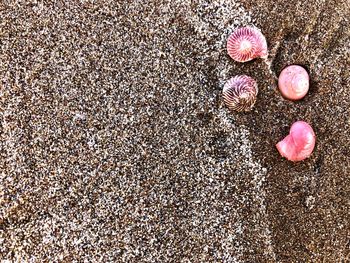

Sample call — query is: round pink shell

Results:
[276,121,316,162]
[227,26,268,62]
[223,75,258,112]
[278,65,309,100]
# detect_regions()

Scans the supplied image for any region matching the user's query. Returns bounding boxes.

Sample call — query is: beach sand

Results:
[1,0,349,261]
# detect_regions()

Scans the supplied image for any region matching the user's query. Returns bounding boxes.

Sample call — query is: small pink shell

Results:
[278,65,309,100]
[276,121,316,162]
[227,26,268,62]
[223,75,258,112]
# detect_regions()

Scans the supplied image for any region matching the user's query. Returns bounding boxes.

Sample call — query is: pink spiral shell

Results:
[278,65,309,100]
[227,26,268,62]
[276,121,316,162]
[223,75,258,112]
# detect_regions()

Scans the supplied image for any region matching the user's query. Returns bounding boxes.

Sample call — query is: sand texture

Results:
[1,0,350,262]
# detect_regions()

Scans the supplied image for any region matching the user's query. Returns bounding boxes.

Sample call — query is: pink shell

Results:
[276,121,316,162]
[278,65,309,100]
[223,75,258,112]
[227,26,268,62]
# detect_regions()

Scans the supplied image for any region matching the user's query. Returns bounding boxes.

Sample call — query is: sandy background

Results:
[0,0,349,262]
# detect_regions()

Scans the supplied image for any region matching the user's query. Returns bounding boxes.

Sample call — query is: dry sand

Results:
[0,0,349,262]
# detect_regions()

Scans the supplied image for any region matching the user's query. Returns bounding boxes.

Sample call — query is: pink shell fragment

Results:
[227,26,268,62]
[276,121,316,162]
[278,65,309,100]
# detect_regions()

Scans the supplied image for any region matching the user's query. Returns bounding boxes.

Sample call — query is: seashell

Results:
[223,75,258,112]
[227,26,268,62]
[276,121,316,162]
[278,65,309,100]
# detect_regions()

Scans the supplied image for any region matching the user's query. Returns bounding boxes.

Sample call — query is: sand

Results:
[1,0,349,262]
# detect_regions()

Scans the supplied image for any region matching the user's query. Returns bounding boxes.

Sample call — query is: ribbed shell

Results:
[223,75,258,112]
[227,26,268,62]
